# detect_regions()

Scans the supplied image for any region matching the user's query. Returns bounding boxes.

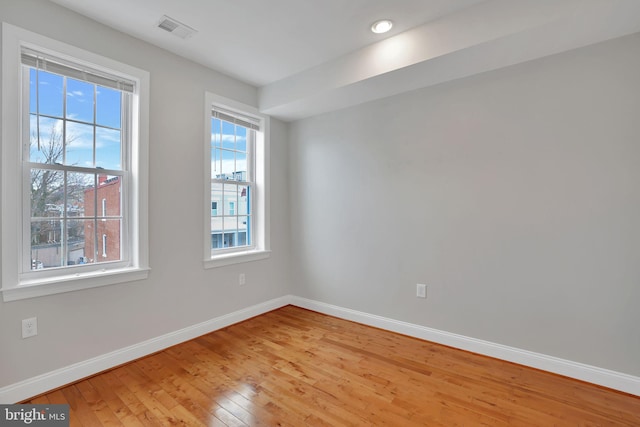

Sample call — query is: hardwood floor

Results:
[27,305,640,426]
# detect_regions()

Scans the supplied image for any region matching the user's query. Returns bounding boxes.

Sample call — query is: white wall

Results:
[289,33,640,377]
[0,0,292,389]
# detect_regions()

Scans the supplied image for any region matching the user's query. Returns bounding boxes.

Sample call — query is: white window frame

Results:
[1,23,150,301]
[204,92,270,268]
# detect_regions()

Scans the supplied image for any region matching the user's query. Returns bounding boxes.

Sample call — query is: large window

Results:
[24,49,128,270]
[204,94,270,267]
[2,24,149,301]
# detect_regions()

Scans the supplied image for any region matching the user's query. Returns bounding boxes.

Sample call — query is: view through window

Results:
[210,109,257,251]
[24,50,130,271]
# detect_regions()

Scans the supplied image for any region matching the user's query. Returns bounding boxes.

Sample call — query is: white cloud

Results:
[211,133,247,145]
[67,90,85,98]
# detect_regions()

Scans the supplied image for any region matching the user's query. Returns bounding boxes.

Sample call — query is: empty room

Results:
[1,0,639,425]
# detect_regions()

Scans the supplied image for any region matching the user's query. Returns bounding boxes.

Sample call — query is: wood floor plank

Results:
[99,370,166,426]
[61,384,106,426]
[74,380,124,426]
[26,305,640,426]
[28,394,51,404]
[87,375,147,427]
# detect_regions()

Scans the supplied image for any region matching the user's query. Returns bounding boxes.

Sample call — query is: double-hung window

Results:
[204,93,270,267]
[1,24,149,301]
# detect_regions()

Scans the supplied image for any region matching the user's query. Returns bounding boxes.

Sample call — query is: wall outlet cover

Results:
[417,284,427,298]
[22,317,38,338]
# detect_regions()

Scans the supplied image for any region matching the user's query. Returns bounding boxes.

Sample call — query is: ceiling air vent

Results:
[157,15,197,39]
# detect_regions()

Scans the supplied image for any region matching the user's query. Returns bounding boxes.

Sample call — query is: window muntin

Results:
[209,109,257,254]
[24,52,129,273]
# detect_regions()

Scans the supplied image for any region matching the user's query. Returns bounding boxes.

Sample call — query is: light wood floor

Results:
[27,305,639,426]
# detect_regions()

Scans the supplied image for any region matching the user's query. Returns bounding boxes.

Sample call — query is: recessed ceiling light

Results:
[371,19,393,34]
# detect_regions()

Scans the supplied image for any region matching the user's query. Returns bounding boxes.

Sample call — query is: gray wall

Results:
[289,33,640,376]
[0,0,292,387]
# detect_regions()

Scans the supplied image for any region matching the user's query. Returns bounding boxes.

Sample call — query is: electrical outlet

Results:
[239,273,246,286]
[22,317,38,338]
[416,284,427,298]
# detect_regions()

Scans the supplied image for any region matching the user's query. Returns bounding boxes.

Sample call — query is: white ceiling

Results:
[50,0,640,121]
[49,0,485,86]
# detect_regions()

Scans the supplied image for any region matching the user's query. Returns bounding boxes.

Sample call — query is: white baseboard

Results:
[290,296,640,397]
[0,296,292,403]
[3,294,638,403]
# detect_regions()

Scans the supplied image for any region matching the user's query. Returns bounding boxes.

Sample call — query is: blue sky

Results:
[211,117,248,179]
[29,69,122,170]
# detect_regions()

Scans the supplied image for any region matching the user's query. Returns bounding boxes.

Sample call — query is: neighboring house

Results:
[211,172,249,249]
[83,175,121,263]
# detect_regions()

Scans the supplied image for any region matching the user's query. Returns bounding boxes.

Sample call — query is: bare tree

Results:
[30,122,64,215]
[29,123,82,244]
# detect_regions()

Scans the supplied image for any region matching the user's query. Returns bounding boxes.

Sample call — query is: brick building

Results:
[83,175,121,263]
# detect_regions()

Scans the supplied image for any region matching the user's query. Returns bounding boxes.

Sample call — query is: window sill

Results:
[204,249,271,269]
[1,267,150,302]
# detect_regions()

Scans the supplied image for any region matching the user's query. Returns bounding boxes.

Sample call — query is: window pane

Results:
[36,70,63,118]
[65,121,94,167]
[223,232,235,248]
[66,218,87,265]
[96,127,121,170]
[211,147,220,178]
[237,232,248,247]
[224,183,238,215]
[66,78,94,123]
[211,182,222,216]
[223,217,238,248]
[96,86,121,128]
[211,217,223,242]
[236,126,247,152]
[221,121,235,149]
[238,185,249,215]
[236,152,247,179]
[66,172,93,217]
[30,220,62,269]
[238,215,249,246]
[30,116,64,164]
[211,118,221,149]
[221,149,235,178]
[84,219,96,261]
[72,219,96,265]
[30,168,63,219]
[96,219,121,262]
[211,233,223,249]
[83,174,122,218]
[29,69,37,114]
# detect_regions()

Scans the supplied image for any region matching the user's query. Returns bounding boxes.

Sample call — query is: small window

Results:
[204,93,270,268]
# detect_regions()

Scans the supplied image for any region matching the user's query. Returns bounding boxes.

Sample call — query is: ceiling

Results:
[48,0,486,86]
[50,0,640,121]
